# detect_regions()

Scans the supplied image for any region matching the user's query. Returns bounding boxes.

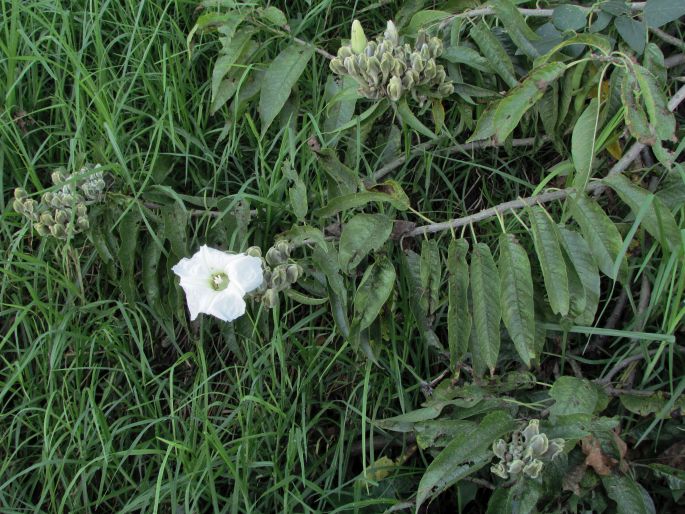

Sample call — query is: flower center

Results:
[210,272,230,291]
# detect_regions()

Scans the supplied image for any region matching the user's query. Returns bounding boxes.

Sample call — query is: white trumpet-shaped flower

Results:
[172,245,263,322]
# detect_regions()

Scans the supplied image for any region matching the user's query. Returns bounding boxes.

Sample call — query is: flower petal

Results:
[226,254,264,294]
[205,285,246,322]
[199,245,234,272]
[180,284,217,320]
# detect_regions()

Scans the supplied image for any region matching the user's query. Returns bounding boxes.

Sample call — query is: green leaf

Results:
[486,481,541,514]
[536,33,613,65]
[603,174,681,252]
[415,411,514,512]
[469,21,518,88]
[621,71,654,144]
[405,250,443,350]
[282,225,326,251]
[338,214,393,273]
[312,243,349,337]
[493,62,567,143]
[633,64,676,141]
[644,0,685,28]
[406,9,452,33]
[491,0,540,58]
[258,6,287,26]
[648,464,685,501]
[614,15,646,54]
[602,474,656,514]
[571,98,600,190]
[289,181,308,220]
[284,288,328,306]
[498,234,535,367]
[354,256,396,331]
[259,44,314,134]
[117,209,141,302]
[570,194,626,281]
[162,203,188,261]
[552,5,587,31]
[143,238,165,316]
[529,207,569,316]
[313,148,360,197]
[415,419,478,450]
[564,252,587,320]
[442,46,492,72]
[470,242,501,376]
[314,181,410,217]
[397,98,438,139]
[323,76,358,146]
[643,43,667,86]
[620,392,685,419]
[558,228,600,325]
[420,240,441,318]
[210,29,253,114]
[448,239,471,369]
[549,376,604,422]
[467,101,497,142]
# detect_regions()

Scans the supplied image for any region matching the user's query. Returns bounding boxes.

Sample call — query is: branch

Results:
[650,27,685,52]
[442,2,645,22]
[406,84,685,238]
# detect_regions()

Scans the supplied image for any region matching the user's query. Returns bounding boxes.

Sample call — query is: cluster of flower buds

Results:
[490,420,565,481]
[329,20,453,104]
[245,242,303,308]
[13,164,106,240]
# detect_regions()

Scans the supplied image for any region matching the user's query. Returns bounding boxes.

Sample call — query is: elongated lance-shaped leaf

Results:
[529,207,570,316]
[338,213,393,274]
[397,98,438,139]
[564,253,587,320]
[559,228,600,326]
[498,234,536,367]
[354,256,396,332]
[314,181,409,217]
[312,148,360,197]
[404,250,442,350]
[117,209,141,302]
[621,71,654,144]
[259,44,314,134]
[570,193,627,281]
[469,21,518,88]
[491,0,540,58]
[415,411,514,512]
[470,242,501,376]
[448,239,471,369]
[420,240,441,318]
[493,62,566,143]
[313,243,349,337]
[603,174,681,253]
[633,63,676,141]
[571,98,600,191]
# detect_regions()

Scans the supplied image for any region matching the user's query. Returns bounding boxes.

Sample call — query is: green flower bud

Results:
[12,199,25,214]
[274,240,291,258]
[521,420,539,444]
[438,82,454,97]
[523,459,543,479]
[364,40,377,57]
[77,216,89,230]
[410,53,425,73]
[14,188,27,201]
[526,433,549,459]
[54,209,69,225]
[40,212,54,226]
[387,75,403,101]
[76,203,88,217]
[351,20,367,54]
[330,58,346,75]
[34,223,50,237]
[423,59,437,81]
[544,439,565,460]
[428,37,443,58]
[262,288,279,309]
[286,264,302,283]
[344,56,357,75]
[23,199,37,218]
[337,46,353,60]
[271,265,289,290]
[50,223,67,239]
[508,459,524,477]
[420,44,431,60]
[491,462,508,479]
[51,169,66,185]
[246,246,262,258]
[384,20,399,45]
[492,439,507,460]
[402,70,416,90]
[380,52,394,79]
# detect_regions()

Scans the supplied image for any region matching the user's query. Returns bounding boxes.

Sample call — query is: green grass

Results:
[2,0,684,512]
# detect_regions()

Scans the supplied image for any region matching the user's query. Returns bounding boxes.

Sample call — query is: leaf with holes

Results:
[469,21,518,88]
[354,256,396,332]
[338,214,393,274]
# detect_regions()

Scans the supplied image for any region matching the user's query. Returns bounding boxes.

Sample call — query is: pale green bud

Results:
[527,433,549,458]
[411,53,425,73]
[364,40,377,57]
[76,203,88,217]
[12,199,25,214]
[434,67,447,86]
[350,20,367,54]
[492,439,508,460]
[387,75,403,101]
[54,209,69,225]
[14,188,27,201]
[330,58,346,75]
[34,223,50,237]
[508,459,524,477]
[420,44,431,60]
[286,264,302,283]
[41,191,54,205]
[77,216,89,230]
[262,288,278,308]
[50,223,67,239]
[523,459,544,479]
[380,53,394,79]
[23,199,37,217]
[521,419,540,444]
[428,37,443,58]
[274,240,291,257]
[423,59,437,81]
[51,170,66,185]
[271,265,289,290]
[544,438,565,460]
[40,212,54,226]
[384,20,399,45]
[491,462,508,479]
[337,46,353,60]
[438,82,454,97]
[344,56,357,75]
[246,246,262,258]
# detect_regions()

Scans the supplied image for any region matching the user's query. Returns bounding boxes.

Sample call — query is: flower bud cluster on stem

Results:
[330,20,453,104]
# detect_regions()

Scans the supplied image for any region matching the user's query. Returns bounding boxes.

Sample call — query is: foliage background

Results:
[1,0,684,512]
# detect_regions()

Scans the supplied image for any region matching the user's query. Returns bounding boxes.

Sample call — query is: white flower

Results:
[172,245,263,322]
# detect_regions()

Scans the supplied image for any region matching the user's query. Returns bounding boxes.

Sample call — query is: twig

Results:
[293,35,335,60]
[406,84,685,238]
[665,54,685,68]
[443,2,645,21]
[649,27,685,52]
[597,350,656,385]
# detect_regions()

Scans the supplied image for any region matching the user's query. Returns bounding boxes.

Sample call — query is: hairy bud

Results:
[350,20,367,54]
